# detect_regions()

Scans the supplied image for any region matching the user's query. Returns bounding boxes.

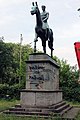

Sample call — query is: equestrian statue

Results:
[30,2,54,57]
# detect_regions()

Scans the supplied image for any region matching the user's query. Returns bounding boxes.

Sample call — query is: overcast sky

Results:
[0,0,80,67]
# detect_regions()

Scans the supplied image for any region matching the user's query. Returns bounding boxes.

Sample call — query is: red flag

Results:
[74,42,80,69]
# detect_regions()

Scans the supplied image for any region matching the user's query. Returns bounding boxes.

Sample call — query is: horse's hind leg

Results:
[51,48,53,58]
[48,34,54,57]
[43,46,46,53]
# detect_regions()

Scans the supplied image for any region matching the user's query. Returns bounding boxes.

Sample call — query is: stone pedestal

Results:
[20,53,62,107]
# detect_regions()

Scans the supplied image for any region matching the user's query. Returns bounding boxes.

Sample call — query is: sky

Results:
[0,0,80,67]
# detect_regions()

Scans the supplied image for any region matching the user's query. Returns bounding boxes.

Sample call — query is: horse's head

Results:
[30,2,39,15]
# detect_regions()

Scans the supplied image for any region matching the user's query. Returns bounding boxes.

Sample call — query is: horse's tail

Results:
[50,28,53,36]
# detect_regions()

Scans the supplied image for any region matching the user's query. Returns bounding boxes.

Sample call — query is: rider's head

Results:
[41,5,46,11]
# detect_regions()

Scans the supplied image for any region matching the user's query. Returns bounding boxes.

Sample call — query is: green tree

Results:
[0,42,33,99]
[0,42,33,86]
[0,42,13,84]
[53,56,80,102]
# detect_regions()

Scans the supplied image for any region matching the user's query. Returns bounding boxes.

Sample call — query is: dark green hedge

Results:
[0,84,23,100]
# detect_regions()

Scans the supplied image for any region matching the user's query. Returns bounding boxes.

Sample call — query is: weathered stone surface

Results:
[29,53,59,67]
[20,90,62,107]
[26,53,59,90]
[20,91,35,106]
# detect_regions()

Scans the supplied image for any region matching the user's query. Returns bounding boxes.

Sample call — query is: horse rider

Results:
[40,5,49,39]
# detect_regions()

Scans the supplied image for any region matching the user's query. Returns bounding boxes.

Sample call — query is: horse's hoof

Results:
[34,39,38,42]
[52,48,54,50]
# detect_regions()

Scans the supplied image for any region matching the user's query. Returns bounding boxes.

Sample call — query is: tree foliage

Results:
[0,42,33,99]
[53,56,80,102]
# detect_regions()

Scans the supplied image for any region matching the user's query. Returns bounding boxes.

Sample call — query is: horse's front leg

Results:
[34,32,38,53]
[42,39,46,53]
[34,32,38,42]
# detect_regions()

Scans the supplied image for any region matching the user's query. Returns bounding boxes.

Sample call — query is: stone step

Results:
[4,107,79,119]
[9,107,53,113]
[21,105,49,109]
[60,106,73,116]
[4,110,51,116]
[24,108,42,112]
[3,101,73,118]
[15,104,21,108]
[54,104,70,113]
[9,107,44,112]
[9,107,25,111]
[50,101,66,109]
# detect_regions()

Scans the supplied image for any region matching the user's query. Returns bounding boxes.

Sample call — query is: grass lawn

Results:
[0,99,19,112]
[0,100,48,120]
[0,100,80,120]
[0,114,48,120]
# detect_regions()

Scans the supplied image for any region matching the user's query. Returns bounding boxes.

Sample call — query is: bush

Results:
[0,84,9,99]
[0,84,23,100]
[9,84,22,99]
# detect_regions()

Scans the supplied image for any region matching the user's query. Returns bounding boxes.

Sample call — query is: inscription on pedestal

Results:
[28,65,45,82]
[26,62,59,90]
[29,75,44,81]
[29,65,45,71]
[27,64,45,89]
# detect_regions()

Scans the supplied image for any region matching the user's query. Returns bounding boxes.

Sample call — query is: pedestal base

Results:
[20,89,62,107]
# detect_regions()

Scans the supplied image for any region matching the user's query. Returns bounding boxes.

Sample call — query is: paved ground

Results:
[62,107,80,119]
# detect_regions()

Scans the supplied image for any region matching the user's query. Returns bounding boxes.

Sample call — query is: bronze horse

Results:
[30,2,54,57]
